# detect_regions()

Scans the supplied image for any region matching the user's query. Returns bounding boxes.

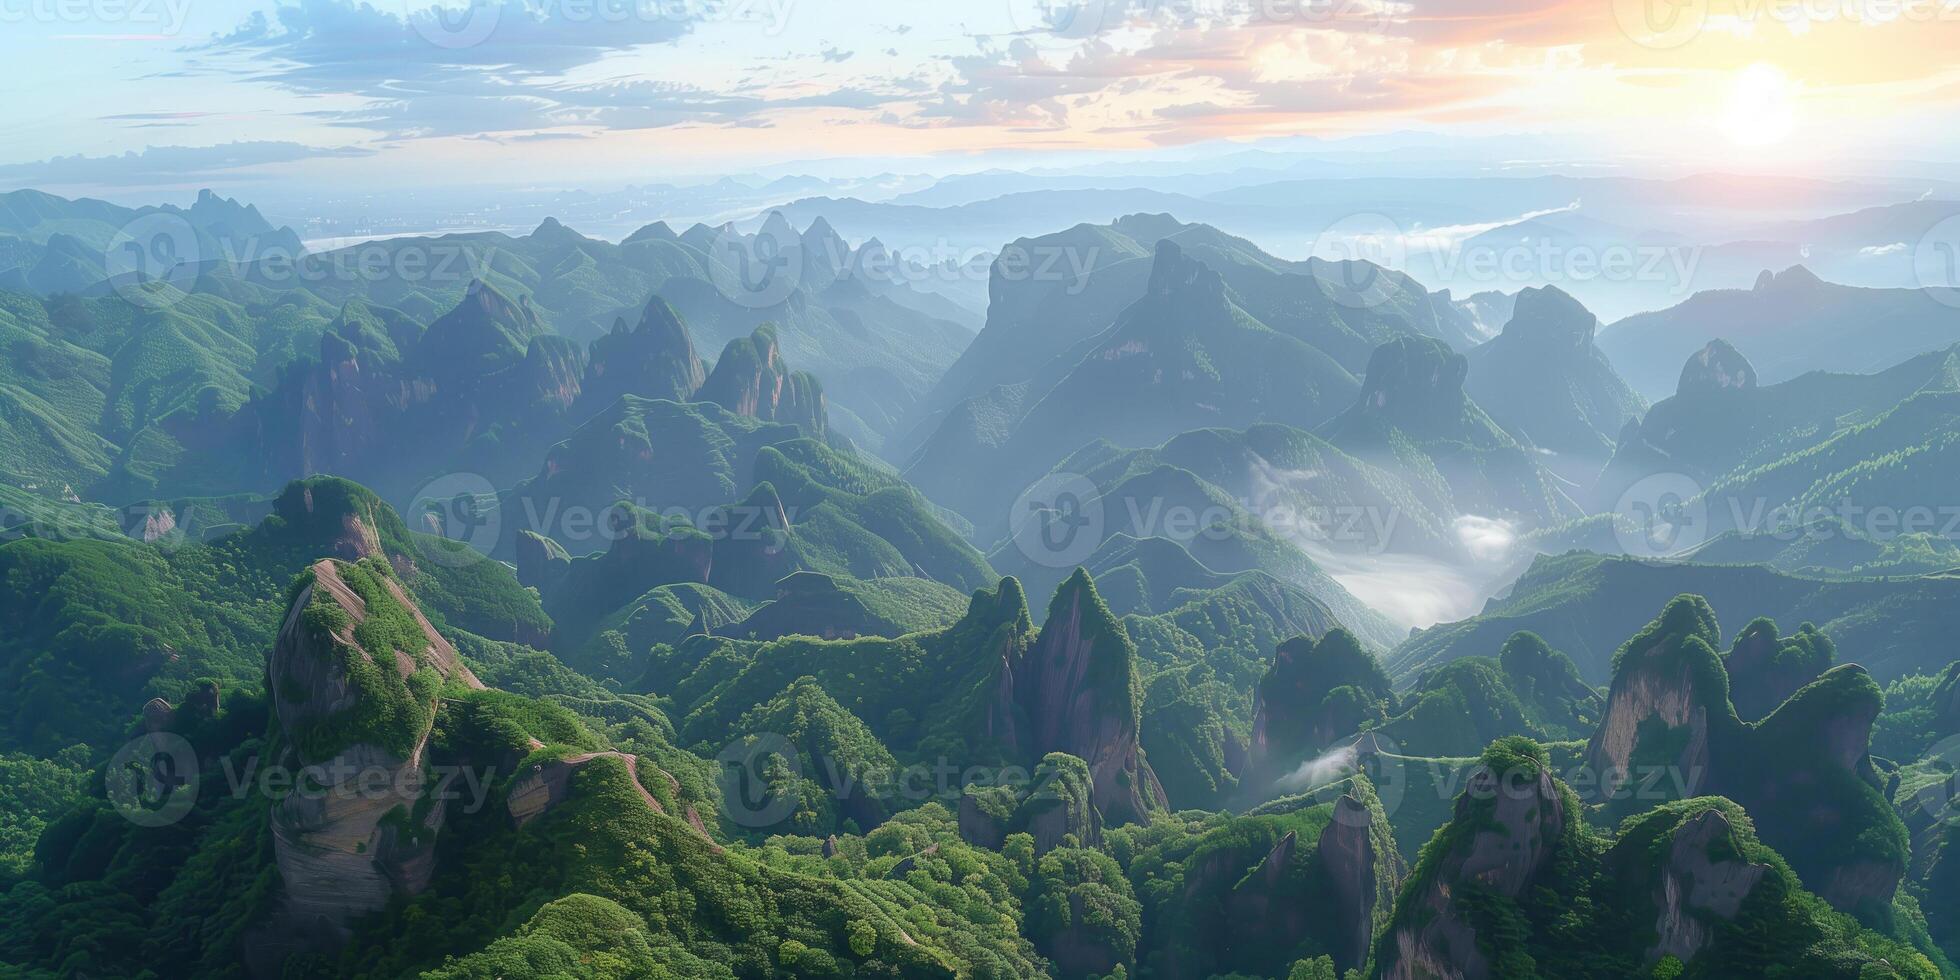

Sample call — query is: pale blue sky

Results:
[4,0,1958,199]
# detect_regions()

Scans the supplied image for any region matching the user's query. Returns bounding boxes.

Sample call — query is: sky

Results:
[3,0,1960,198]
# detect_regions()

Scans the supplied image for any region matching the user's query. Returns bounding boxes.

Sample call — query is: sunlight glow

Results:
[1725,63,1799,148]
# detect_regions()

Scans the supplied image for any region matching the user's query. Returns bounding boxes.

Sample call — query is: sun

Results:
[1725,63,1798,148]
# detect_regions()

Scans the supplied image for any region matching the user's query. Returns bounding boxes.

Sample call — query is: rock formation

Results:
[1463,284,1645,460]
[1245,629,1392,795]
[697,324,828,439]
[1381,740,1570,980]
[263,558,483,951]
[1676,338,1757,396]
[1583,595,1906,918]
[579,295,706,412]
[1635,808,1767,966]
[985,569,1165,825]
[1722,617,1833,721]
[1317,793,1404,972]
[957,752,1103,854]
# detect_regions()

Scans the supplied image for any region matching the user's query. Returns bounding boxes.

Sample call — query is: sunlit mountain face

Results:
[3,4,1960,980]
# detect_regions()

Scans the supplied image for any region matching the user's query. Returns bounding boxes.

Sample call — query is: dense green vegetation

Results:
[8,193,1960,979]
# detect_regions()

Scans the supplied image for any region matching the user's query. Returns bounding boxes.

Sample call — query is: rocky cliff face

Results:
[1316,793,1403,972]
[1625,806,1769,967]
[957,752,1103,854]
[1382,743,1570,980]
[262,558,483,954]
[1583,596,1726,803]
[1462,285,1645,461]
[1746,664,1902,913]
[986,570,1165,825]
[245,285,585,497]
[1582,597,1905,919]
[580,295,706,412]
[1676,338,1758,396]
[1723,618,1833,721]
[506,751,665,828]
[1245,630,1391,795]
[1497,284,1598,350]
[697,324,828,439]
[1349,335,1474,435]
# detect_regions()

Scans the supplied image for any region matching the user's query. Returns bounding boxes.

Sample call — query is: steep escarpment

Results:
[1630,806,1769,965]
[985,569,1165,825]
[1244,629,1392,794]
[1378,738,1575,980]
[959,751,1103,854]
[1462,284,1645,464]
[1132,776,1404,979]
[1723,617,1833,721]
[1321,334,1579,524]
[1583,595,1731,805]
[697,323,828,439]
[579,294,706,411]
[259,558,483,954]
[1583,595,1906,920]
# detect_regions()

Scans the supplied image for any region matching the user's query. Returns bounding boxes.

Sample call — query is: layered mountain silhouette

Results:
[1599,265,1960,398]
[1462,285,1645,475]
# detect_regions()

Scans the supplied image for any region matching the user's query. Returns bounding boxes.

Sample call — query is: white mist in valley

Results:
[1274,744,1359,795]
[1328,514,1531,632]
[1242,460,1537,633]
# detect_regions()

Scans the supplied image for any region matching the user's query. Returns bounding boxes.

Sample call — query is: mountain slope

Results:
[1600,266,1960,398]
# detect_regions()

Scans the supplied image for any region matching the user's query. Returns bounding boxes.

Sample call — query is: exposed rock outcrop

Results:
[697,324,827,439]
[1462,284,1645,460]
[1676,338,1757,396]
[1382,741,1570,980]
[1351,334,1473,433]
[1722,618,1833,721]
[985,570,1165,825]
[1245,630,1392,795]
[262,558,482,954]
[1582,596,1906,919]
[1316,793,1402,972]
[1583,596,1724,802]
[507,751,664,828]
[1645,809,1766,964]
[957,752,1103,855]
[580,295,706,412]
